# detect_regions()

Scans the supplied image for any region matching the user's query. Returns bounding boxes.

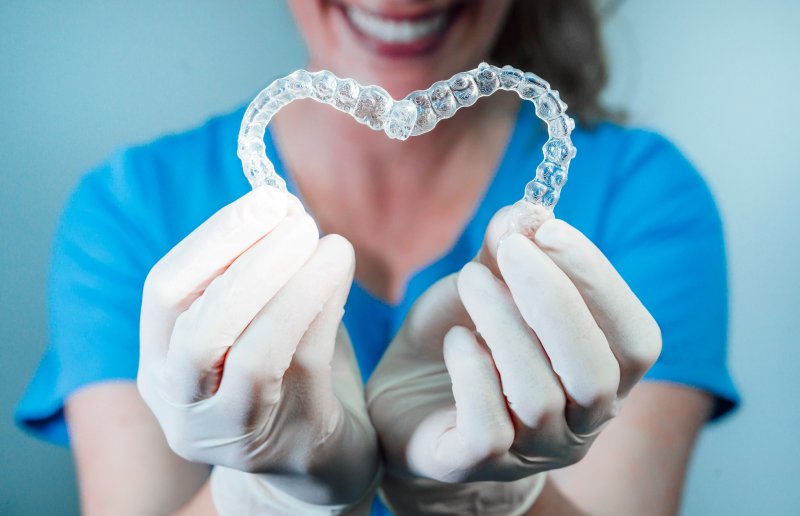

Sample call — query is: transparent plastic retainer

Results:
[238,63,576,230]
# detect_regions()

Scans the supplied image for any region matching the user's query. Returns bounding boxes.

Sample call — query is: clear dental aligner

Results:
[238,62,576,210]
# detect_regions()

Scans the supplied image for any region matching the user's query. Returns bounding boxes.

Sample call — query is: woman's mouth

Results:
[337,3,465,58]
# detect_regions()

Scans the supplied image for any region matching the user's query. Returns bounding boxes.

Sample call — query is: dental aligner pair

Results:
[238,62,576,211]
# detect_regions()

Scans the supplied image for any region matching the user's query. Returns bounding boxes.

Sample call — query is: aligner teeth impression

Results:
[238,63,576,211]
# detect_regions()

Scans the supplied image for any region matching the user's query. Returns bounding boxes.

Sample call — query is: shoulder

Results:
[573,122,706,192]
[558,122,721,245]
[89,106,247,206]
[63,107,250,255]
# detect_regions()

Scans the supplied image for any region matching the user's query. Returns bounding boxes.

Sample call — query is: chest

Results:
[314,181,485,304]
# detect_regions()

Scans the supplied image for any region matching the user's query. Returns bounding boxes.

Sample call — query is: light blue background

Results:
[1,1,797,513]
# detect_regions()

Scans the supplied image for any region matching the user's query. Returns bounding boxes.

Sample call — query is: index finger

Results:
[534,219,662,395]
[140,186,290,366]
[497,233,620,433]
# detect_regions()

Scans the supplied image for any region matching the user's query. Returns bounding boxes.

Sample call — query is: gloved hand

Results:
[366,204,662,515]
[137,186,379,515]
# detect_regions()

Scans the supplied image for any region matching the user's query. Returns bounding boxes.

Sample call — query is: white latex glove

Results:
[137,186,379,515]
[367,205,662,515]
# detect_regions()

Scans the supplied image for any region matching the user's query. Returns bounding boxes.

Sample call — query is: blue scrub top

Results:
[16,99,739,461]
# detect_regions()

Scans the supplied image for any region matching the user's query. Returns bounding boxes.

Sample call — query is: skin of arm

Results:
[531,383,712,516]
[66,377,710,515]
[66,382,212,516]
[173,480,216,516]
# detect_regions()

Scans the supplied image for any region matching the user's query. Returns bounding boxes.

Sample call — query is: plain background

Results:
[1,1,798,514]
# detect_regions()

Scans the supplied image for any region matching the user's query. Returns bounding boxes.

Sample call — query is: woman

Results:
[16,1,738,514]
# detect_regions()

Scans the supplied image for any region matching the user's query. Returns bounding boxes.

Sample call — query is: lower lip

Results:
[338,5,464,58]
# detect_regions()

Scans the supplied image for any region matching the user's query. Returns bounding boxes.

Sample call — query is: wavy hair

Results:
[490,0,618,124]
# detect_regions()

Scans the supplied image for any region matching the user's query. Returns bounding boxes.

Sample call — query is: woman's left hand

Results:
[366,206,662,514]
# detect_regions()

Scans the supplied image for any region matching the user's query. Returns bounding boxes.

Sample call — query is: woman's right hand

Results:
[137,186,379,514]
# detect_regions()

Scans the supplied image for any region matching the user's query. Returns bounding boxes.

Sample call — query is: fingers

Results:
[457,263,565,432]
[217,233,354,413]
[163,212,319,403]
[431,326,514,478]
[287,235,356,408]
[497,233,620,434]
[535,220,662,396]
[140,186,289,366]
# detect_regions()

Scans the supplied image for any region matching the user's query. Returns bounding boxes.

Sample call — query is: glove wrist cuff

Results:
[380,472,546,516]
[210,463,383,516]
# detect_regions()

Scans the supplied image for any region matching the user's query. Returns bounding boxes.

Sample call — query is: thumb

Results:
[475,205,513,278]
[406,325,514,482]
[476,202,554,278]
[400,274,472,358]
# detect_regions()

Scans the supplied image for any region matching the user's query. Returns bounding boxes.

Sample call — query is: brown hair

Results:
[490,0,616,125]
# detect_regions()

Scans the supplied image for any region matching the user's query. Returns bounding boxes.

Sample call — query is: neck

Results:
[271,84,519,208]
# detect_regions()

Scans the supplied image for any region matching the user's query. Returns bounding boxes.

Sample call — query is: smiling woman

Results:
[15,0,738,515]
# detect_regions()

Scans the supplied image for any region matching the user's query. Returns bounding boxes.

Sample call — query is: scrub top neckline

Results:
[262,100,544,314]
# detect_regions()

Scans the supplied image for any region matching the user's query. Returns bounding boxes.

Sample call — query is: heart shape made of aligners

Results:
[238,62,576,211]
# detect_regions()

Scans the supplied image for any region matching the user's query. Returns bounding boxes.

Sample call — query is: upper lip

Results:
[328,1,463,22]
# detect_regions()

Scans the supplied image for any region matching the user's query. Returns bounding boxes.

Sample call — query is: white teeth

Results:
[346,6,446,44]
